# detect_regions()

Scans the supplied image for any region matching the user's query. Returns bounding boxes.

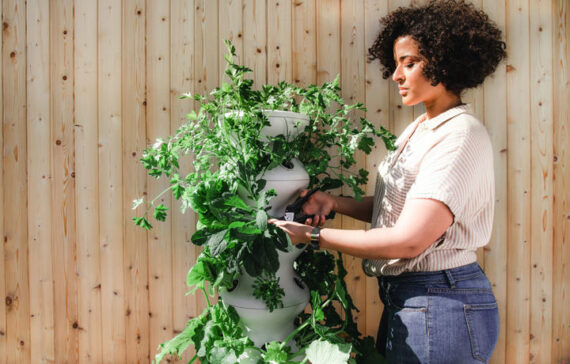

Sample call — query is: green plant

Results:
[133,40,394,363]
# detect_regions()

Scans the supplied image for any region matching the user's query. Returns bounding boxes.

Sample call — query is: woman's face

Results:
[392,36,445,106]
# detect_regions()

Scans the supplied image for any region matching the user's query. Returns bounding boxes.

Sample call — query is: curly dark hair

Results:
[368,0,506,95]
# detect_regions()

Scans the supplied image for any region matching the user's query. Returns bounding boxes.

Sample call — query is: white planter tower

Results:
[219,111,311,347]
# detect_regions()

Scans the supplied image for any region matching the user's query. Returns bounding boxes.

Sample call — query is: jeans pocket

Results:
[464,302,499,363]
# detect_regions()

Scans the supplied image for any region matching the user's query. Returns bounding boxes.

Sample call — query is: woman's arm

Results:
[270,197,453,260]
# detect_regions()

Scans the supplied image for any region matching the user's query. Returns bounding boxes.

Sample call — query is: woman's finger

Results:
[312,215,320,226]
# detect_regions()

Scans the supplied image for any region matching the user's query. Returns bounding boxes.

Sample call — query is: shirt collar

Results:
[420,104,472,130]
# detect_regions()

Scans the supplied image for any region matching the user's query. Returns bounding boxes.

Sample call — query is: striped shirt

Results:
[363,104,495,276]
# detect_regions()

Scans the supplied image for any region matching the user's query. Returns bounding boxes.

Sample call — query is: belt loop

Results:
[444,269,456,288]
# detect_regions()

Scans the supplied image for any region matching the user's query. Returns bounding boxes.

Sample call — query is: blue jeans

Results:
[376,262,499,364]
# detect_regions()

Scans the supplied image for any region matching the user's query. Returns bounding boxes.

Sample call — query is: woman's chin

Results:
[401,98,419,106]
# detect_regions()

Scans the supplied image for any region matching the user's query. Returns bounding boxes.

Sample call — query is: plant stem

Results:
[201,287,212,308]
[279,297,334,351]
[280,320,310,351]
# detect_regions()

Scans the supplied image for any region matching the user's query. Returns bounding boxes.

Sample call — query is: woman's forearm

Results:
[318,227,418,260]
[332,195,374,223]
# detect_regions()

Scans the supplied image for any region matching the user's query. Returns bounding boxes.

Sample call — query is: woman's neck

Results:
[423,91,462,119]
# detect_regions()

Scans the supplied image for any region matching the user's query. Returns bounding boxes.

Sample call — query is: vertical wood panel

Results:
[243,0,267,86]
[340,0,367,335]
[292,0,316,86]
[98,1,126,362]
[27,0,56,362]
[316,0,340,85]
[193,0,219,320]
[122,0,150,362]
[529,0,554,363]
[552,0,570,361]
[75,0,102,362]
[146,0,173,356]
[388,0,415,136]
[267,0,292,84]
[170,1,197,362]
[219,0,243,81]
[0,0,5,360]
[364,0,390,339]
[506,0,532,362]
[3,0,30,362]
[482,1,508,363]
[49,0,78,362]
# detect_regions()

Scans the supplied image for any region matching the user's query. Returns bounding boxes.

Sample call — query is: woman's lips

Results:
[399,87,408,95]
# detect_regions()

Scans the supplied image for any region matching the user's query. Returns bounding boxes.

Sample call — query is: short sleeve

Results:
[407,126,485,221]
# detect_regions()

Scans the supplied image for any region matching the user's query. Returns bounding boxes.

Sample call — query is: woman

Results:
[269,0,506,363]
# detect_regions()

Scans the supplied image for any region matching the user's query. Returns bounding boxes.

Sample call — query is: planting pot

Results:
[219,111,311,347]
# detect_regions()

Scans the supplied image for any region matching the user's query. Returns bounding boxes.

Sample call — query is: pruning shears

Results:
[280,188,336,223]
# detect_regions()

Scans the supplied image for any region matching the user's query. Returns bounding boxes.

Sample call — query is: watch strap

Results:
[310,226,321,250]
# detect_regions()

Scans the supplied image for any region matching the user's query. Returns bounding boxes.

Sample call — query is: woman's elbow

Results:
[388,229,429,259]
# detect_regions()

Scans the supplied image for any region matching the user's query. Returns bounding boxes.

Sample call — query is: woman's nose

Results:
[392,65,403,83]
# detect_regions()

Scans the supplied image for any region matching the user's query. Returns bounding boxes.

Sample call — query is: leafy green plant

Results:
[133,40,394,363]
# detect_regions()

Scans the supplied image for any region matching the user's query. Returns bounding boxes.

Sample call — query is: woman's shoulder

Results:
[438,108,489,140]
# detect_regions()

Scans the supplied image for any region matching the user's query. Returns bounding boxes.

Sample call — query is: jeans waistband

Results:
[377,262,483,288]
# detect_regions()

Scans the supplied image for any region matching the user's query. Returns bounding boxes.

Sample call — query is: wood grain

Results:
[529,0,554,363]
[50,0,78,362]
[75,0,102,362]
[267,0,292,84]
[506,0,532,362]
[122,1,150,362]
[98,1,126,362]
[146,0,174,357]
[293,0,317,86]
[170,1,197,362]
[3,0,30,362]
[552,0,570,361]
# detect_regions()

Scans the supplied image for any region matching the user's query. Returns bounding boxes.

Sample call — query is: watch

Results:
[310,226,321,250]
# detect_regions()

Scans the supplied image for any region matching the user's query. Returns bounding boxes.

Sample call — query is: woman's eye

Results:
[405,63,414,68]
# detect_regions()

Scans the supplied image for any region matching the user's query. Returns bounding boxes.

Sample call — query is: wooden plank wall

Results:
[0,0,568,363]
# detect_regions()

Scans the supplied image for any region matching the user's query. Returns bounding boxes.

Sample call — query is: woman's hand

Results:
[300,189,336,227]
[268,219,313,245]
